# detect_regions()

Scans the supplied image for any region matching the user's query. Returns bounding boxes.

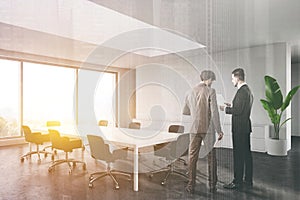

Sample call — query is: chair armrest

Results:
[61,136,71,142]
[31,132,42,136]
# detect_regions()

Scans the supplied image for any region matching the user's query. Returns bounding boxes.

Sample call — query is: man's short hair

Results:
[232,68,245,81]
[200,70,216,81]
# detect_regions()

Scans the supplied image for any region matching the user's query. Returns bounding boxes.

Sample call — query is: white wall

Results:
[292,63,300,136]
[135,43,290,152]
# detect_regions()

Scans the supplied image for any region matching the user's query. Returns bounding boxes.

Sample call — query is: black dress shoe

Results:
[209,187,217,193]
[223,182,242,190]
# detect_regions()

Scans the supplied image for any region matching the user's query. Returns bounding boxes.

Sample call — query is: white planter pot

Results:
[266,138,287,156]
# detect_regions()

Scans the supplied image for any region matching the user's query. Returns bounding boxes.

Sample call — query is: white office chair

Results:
[87,134,131,189]
[149,131,189,185]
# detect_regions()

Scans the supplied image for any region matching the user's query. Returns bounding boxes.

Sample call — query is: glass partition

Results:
[78,69,116,127]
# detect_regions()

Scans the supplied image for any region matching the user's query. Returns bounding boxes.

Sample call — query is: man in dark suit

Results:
[220,68,253,189]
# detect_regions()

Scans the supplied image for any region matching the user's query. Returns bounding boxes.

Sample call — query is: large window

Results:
[23,63,76,129]
[0,59,117,139]
[0,59,20,137]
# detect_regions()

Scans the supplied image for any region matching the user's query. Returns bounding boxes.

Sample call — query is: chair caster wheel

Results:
[115,185,120,190]
[161,181,166,185]
[48,168,53,173]
[148,173,153,178]
[89,176,93,181]
[88,183,93,188]
[20,157,24,162]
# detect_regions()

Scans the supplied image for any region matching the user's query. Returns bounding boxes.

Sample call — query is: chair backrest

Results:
[46,121,61,127]
[22,125,32,141]
[168,125,184,133]
[171,133,189,158]
[168,125,186,157]
[87,134,111,161]
[48,129,61,149]
[155,132,189,160]
[128,122,141,129]
[98,120,108,126]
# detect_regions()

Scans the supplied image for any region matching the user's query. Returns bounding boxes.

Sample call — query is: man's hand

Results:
[219,105,225,111]
[220,102,231,111]
[224,102,231,107]
[217,132,224,140]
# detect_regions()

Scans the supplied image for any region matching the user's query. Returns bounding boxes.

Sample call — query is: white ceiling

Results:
[1,0,300,66]
[90,0,300,62]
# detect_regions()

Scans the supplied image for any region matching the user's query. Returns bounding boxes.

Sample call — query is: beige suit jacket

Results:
[183,83,222,135]
[183,83,222,157]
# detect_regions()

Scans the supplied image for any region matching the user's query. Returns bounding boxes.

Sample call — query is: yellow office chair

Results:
[46,121,61,127]
[128,122,141,129]
[87,134,131,189]
[98,120,108,126]
[48,129,86,174]
[43,120,61,153]
[128,122,150,153]
[168,125,184,135]
[20,125,54,163]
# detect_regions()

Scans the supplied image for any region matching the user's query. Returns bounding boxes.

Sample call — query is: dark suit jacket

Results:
[225,84,253,134]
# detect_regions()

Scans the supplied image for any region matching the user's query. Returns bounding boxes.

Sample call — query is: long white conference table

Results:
[94,127,181,191]
[37,125,182,192]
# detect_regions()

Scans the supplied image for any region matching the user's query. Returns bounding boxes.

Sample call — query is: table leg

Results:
[133,146,139,191]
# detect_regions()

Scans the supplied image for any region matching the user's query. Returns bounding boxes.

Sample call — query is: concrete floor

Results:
[0,137,300,200]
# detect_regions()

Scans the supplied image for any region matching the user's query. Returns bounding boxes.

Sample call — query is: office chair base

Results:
[89,169,131,189]
[48,159,86,174]
[161,169,188,185]
[20,150,54,163]
[42,145,57,155]
[177,157,188,166]
[149,164,188,185]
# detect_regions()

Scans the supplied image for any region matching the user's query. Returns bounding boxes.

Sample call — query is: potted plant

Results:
[260,75,300,156]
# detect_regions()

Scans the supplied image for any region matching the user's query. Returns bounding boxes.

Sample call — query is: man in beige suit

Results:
[183,70,223,193]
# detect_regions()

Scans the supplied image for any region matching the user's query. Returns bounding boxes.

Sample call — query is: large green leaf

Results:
[280,117,292,128]
[264,76,283,110]
[260,99,278,124]
[281,85,300,111]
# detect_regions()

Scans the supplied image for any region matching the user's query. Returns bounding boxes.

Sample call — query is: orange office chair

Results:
[87,134,131,189]
[48,129,86,174]
[20,125,53,163]
[128,122,141,129]
[128,122,147,152]
[98,120,108,126]
[43,120,61,153]
[46,121,61,127]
